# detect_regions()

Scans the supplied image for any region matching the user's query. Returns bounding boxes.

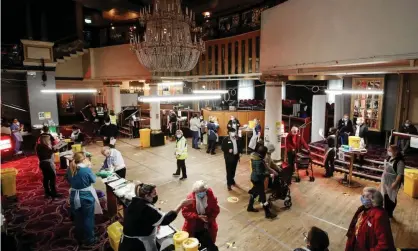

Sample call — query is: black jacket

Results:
[227,119,240,131]
[100,124,119,143]
[221,136,243,162]
[400,124,418,135]
[356,124,369,146]
[337,119,354,134]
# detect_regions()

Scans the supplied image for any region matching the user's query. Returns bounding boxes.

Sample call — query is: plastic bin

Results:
[1,168,18,197]
[54,152,60,163]
[71,144,82,152]
[348,136,361,149]
[140,129,151,148]
[107,221,123,251]
[404,168,418,198]
[173,231,189,251]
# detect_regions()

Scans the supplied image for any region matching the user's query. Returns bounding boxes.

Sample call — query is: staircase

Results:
[118,107,140,138]
[54,38,88,64]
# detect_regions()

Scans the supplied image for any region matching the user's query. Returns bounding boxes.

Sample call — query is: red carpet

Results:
[1,156,112,251]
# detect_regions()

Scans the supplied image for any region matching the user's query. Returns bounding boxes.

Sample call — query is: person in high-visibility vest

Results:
[109,110,117,125]
[173,129,188,180]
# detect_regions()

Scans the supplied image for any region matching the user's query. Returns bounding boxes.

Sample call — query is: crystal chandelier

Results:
[130,0,205,73]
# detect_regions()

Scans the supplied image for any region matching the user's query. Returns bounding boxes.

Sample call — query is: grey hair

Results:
[192,180,209,192]
[101,146,111,155]
[363,187,383,207]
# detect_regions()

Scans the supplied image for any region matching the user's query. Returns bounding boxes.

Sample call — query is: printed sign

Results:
[410,137,418,149]
[38,112,45,120]
[44,112,51,119]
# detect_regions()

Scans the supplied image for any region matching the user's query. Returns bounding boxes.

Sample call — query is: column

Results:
[149,84,161,130]
[264,81,283,160]
[105,84,121,113]
[75,1,84,41]
[41,10,48,41]
[192,82,199,111]
[25,2,33,39]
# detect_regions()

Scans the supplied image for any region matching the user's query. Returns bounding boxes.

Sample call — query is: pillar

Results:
[41,10,48,41]
[25,2,33,39]
[105,84,121,114]
[75,1,84,41]
[264,81,283,160]
[149,85,161,130]
[192,82,199,111]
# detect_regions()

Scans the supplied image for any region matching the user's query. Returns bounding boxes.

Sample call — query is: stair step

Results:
[63,56,71,60]
[76,51,85,56]
[119,131,132,136]
[121,126,130,131]
[57,58,65,63]
[70,53,78,58]
[83,49,89,53]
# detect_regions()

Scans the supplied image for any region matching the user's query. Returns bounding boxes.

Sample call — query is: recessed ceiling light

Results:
[203,11,211,18]
[84,18,92,24]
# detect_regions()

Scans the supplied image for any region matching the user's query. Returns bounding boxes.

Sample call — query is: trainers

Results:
[179,177,187,181]
[173,173,180,176]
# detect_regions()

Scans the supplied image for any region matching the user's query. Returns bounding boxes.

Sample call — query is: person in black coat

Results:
[99,117,119,146]
[324,128,337,178]
[354,117,368,148]
[337,114,353,145]
[226,116,240,132]
[119,183,193,251]
[399,119,418,153]
[221,128,243,191]
[71,125,86,144]
[294,226,329,251]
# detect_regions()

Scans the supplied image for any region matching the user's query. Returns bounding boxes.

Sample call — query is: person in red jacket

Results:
[345,187,396,251]
[182,180,220,250]
[285,126,310,183]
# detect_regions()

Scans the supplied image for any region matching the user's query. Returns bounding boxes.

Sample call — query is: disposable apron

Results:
[70,185,103,215]
[120,204,165,251]
[248,128,258,150]
[380,160,399,203]
[208,129,218,142]
[13,131,23,142]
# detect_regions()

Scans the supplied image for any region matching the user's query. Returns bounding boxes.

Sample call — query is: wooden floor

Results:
[88,139,418,251]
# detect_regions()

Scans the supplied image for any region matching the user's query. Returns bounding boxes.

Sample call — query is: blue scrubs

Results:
[67,166,97,244]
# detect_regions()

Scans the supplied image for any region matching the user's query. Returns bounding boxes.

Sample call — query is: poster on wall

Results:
[44,112,51,119]
[38,112,45,120]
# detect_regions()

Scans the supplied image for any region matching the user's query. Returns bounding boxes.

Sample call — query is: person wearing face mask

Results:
[119,183,194,251]
[221,128,243,190]
[173,130,188,180]
[399,119,418,154]
[167,110,178,141]
[285,126,310,184]
[323,128,337,178]
[182,180,220,251]
[345,187,395,251]
[227,116,240,132]
[70,125,85,144]
[248,118,261,151]
[294,226,329,251]
[380,145,405,218]
[10,118,23,154]
[206,117,218,155]
[354,117,368,148]
[99,117,119,146]
[247,145,277,219]
[199,115,206,144]
[67,152,102,245]
[337,114,353,145]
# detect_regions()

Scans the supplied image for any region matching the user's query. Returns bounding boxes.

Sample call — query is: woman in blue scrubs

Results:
[67,152,103,245]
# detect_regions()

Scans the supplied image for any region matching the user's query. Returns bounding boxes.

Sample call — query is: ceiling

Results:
[76,0,272,19]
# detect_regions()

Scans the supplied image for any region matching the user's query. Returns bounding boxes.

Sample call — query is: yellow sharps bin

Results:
[348,136,361,149]
[140,128,151,148]
[1,168,18,197]
[404,168,418,198]
[183,238,200,251]
[173,231,189,251]
[71,144,82,152]
[107,221,123,251]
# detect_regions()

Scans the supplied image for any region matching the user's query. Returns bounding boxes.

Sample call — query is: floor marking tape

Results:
[302,212,348,231]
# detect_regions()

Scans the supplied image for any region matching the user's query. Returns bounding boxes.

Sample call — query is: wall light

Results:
[139,94,221,103]
[41,89,97,94]
[84,18,92,24]
[325,89,384,95]
[203,12,211,18]
[193,90,228,94]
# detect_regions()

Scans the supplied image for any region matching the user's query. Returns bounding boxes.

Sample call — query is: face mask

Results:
[343,117,348,121]
[304,236,308,244]
[360,195,372,208]
[200,116,203,120]
[387,151,393,157]
[405,123,409,127]
[230,132,236,137]
[197,191,206,199]
[292,131,297,135]
[357,120,362,125]
[105,122,110,126]
[176,134,182,138]
[152,195,158,204]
